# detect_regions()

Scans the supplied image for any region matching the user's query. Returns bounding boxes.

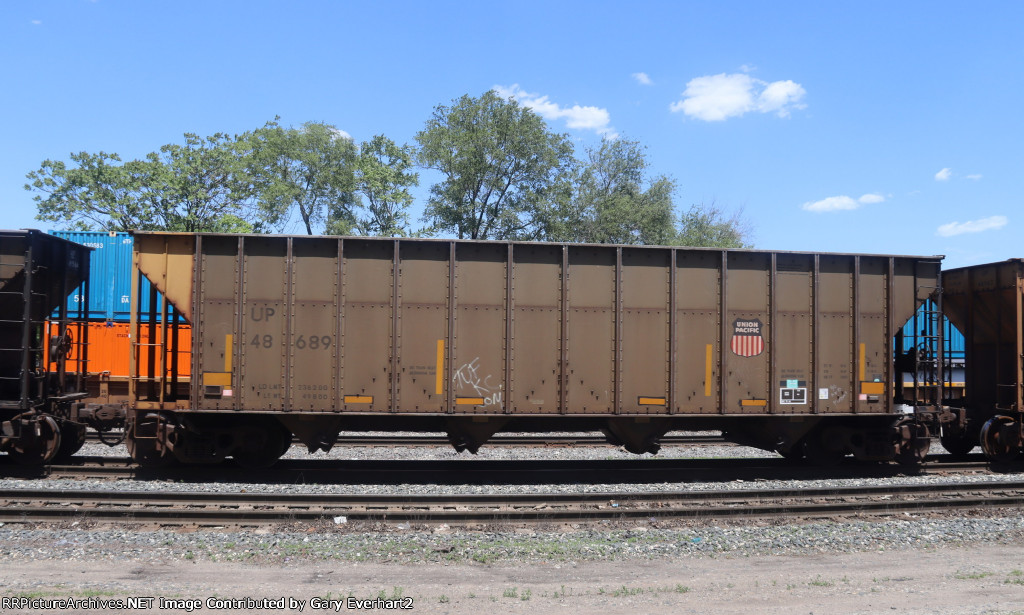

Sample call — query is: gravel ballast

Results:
[2,440,1022,615]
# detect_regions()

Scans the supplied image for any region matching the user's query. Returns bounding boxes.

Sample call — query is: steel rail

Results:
[1,481,1023,525]
[0,455,1000,482]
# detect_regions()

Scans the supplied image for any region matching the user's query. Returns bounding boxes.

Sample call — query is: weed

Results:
[503,587,518,599]
[438,595,449,603]
[809,576,833,587]
[954,571,993,580]
[521,589,532,601]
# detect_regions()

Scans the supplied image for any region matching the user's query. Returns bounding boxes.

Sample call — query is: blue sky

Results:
[2,0,1020,268]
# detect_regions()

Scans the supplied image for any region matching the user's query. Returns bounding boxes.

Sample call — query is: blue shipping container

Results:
[899,299,965,362]
[49,231,181,322]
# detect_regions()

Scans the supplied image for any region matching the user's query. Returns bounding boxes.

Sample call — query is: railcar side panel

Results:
[674,251,721,414]
[509,245,561,414]
[566,247,616,414]
[194,237,239,411]
[339,240,394,412]
[817,256,854,413]
[773,254,813,416]
[396,241,448,413]
[451,243,507,414]
[288,238,340,412]
[620,247,671,415]
[131,233,941,422]
[725,252,770,414]
[858,257,890,413]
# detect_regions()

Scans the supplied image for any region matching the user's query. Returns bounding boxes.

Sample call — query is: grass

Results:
[954,571,994,580]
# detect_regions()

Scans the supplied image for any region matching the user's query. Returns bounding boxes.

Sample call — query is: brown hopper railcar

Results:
[121,232,952,468]
[942,259,1024,461]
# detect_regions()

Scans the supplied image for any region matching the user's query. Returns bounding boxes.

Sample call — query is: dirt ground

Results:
[2,543,1024,614]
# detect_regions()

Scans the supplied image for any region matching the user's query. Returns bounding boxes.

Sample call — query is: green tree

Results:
[247,120,359,235]
[545,137,677,245]
[27,151,157,231]
[355,135,418,236]
[416,90,575,240]
[154,132,261,232]
[28,132,265,232]
[674,202,752,248]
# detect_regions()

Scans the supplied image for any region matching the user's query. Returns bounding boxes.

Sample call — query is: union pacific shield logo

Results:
[731,318,764,357]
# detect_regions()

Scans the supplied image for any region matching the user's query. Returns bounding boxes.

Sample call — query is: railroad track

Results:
[83,433,731,447]
[2,480,1023,526]
[0,454,1002,483]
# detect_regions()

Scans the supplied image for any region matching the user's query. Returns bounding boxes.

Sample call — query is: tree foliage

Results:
[543,137,677,245]
[155,133,261,232]
[28,133,263,232]
[246,119,359,235]
[416,90,575,240]
[27,100,754,245]
[355,135,418,236]
[674,202,752,248]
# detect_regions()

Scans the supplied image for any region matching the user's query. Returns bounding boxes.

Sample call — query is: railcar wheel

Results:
[801,432,846,467]
[232,420,291,469]
[54,420,87,461]
[776,445,805,463]
[939,425,977,458]
[126,412,178,467]
[893,418,931,466]
[980,416,1021,463]
[8,415,62,465]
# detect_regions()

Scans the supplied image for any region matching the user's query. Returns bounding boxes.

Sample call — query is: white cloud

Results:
[801,193,885,212]
[937,215,1008,237]
[670,73,806,121]
[632,72,653,85]
[495,84,615,137]
[756,80,806,117]
[31,20,41,25]
[802,196,860,212]
[934,168,952,181]
[967,173,983,180]
[327,128,352,140]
